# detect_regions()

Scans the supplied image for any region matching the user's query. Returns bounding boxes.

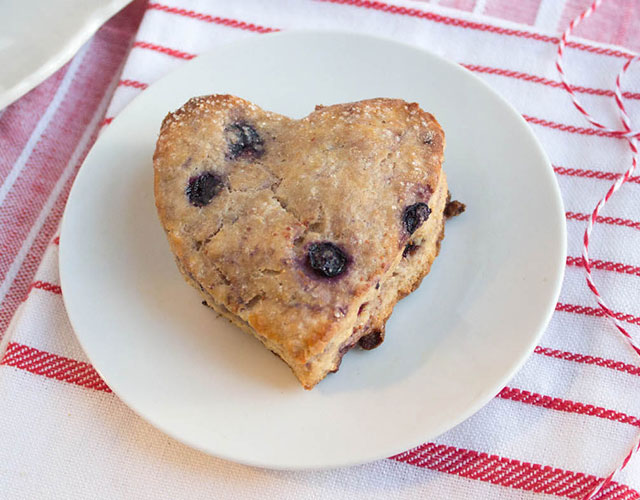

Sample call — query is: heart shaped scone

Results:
[154,95,461,389]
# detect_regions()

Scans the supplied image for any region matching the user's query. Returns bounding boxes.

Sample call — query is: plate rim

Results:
[59,29,567,470]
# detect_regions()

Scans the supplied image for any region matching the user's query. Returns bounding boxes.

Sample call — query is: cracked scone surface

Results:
[154,95,447,389]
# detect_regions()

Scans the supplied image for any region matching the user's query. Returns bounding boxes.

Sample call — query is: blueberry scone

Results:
[154,95,463,389]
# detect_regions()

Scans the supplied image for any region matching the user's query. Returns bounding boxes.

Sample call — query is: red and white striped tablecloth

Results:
[2,1,640,498]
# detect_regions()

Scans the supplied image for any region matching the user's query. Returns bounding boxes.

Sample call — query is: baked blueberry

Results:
[308,242,347,278]
[403,243,419,258]
[403,202,431,235]
[358,330,384,350]
[186,172,224,207]
[225,122,264,159]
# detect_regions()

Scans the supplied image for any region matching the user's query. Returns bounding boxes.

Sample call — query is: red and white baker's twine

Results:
[555,0,640,498]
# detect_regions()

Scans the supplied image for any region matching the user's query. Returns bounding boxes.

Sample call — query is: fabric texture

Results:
[1,1,640,498]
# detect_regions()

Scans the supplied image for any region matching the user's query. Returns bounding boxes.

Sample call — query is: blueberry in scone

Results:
[403,202,432,235]
[154,95,462,389]
[307,242,348,278]
[225,122,264,160]
[185,172,224,207]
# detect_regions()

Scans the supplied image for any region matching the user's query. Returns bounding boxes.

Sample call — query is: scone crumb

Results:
[444,199,466,218]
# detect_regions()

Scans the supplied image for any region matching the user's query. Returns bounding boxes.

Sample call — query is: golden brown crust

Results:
[154,95,447,389]
[352,177,447,350]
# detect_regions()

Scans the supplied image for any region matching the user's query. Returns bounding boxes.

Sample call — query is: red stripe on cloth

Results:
[438,0,475,12]
[2,341,638,498]
[8,338,640,480]
[499,386,640,427]
[566,211,640,232]
[0,342,111,392]
[554,165,640,184]
[119,79,148,90]
[0,105,93,330]
[0,66,70,183]
[319,0,636,59]
[558,0,640,53]
[29,280,62,295]
[484,0,542,26]
[524,114,623,138]
[461,64,640,101]
[567,256,640,278]
[535,346,640,378]
[392,442,637,498]
[4,340,639,498]
[0,61,99,288]
[147,2,279,33]
[133,40,196,60]
[0,1,145,340]
[556,302,640,327]
[10,337,640,429]
[0,155,86,337]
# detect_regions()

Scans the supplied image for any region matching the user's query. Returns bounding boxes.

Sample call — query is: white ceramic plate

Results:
[60,32,566,470]
[0,0,131,110]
